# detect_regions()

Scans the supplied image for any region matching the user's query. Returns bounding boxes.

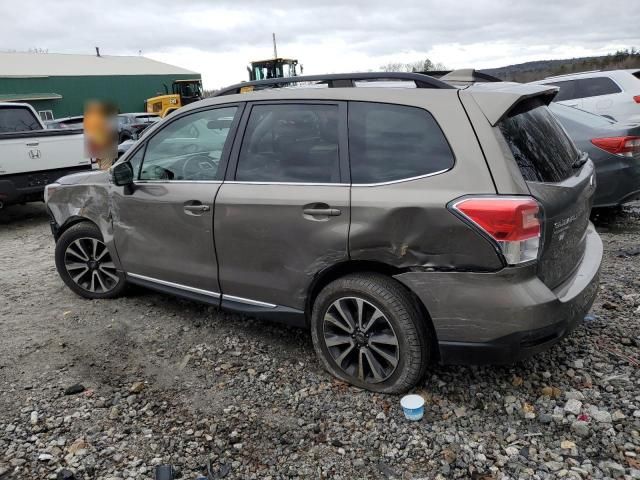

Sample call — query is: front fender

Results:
[46,179,122,270]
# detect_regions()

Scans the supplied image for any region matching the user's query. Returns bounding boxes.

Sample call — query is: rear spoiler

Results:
[462,82,559,126]
[417,69,502,83]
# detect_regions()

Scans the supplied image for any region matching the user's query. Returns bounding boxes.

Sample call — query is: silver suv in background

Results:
[533,69,640,123]
[45,73,602,393]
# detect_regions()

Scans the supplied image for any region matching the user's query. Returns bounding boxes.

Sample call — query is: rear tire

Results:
[54,222,126,299]
[311,273,430,394]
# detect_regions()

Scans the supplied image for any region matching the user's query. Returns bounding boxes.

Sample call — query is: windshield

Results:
[175,81,202,99]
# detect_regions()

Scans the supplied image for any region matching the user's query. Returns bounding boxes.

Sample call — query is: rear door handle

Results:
[303,208,341,216]
[183,203,210,214]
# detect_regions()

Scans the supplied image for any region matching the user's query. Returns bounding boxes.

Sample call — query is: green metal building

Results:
[0,52,200,120]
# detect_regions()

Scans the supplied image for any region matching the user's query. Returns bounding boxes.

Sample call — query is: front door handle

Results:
[303,207,341,216]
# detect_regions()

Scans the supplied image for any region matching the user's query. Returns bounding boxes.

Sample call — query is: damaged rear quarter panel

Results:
[349,95,502,271]
[46,171,119,268]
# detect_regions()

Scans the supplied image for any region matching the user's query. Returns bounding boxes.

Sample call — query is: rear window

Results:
[348,102,454,184]
[575,77,622,97]
[498,105,578,183]
[0,107,41,133]
[546,77,622,101]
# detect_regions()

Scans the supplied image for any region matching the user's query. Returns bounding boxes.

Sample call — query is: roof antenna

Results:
[272,33,277,59]
[95,47,100,57]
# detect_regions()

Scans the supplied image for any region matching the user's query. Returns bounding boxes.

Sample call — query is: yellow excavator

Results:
[145,79,203,117]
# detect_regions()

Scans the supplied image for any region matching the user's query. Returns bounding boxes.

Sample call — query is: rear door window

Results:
[544,80,580,101]
[498,104,578,183]
[235,103,341,183]
[348,102,454,184]
[0,107,41,133]
[574,77,622,98]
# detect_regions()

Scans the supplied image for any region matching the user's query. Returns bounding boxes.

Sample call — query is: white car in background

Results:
[532,69,640,123]
[0,103,92,208]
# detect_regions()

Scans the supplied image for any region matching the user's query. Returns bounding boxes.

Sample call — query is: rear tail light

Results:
[451,197,541,266]
[591,136,640,158]
[633,95,640,104]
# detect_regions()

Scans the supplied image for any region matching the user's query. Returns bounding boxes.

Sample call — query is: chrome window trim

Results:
[127,273,221,298]
[353,168,451,187]
[222,294,276,308]
[133,180,223,185]
[223,168,450,187]
[224,181,349,187]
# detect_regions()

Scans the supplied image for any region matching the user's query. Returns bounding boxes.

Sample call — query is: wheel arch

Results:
[54,216,100,241]
[305,260,439,360]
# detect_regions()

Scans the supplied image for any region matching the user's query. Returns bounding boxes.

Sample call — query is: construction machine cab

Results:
[145,79,203,118]
[172,79,203,106]
[248,58,300,81]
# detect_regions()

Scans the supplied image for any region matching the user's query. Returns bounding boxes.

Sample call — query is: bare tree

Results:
[379,58,446,72]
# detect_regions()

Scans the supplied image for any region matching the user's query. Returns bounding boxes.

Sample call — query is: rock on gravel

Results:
[564,398,582,415]
[63,384,85,396]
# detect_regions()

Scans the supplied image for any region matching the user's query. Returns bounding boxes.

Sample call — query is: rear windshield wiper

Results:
[572,151,588,169]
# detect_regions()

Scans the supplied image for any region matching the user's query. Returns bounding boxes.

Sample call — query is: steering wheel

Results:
[183,143,200,154]
[182,155,217,180]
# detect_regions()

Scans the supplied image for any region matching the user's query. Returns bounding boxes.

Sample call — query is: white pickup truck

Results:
[0,103,92,208]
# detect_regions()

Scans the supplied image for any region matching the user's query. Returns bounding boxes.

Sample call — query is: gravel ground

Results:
[1,202,639,480]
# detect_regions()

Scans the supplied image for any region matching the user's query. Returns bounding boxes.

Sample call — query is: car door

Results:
[111,104,242,297]
[214,101,350,312]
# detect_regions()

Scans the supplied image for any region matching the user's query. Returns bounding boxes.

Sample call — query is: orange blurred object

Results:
[83,100,117,170]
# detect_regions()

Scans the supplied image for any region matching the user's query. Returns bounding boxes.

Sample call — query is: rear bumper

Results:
[395,223,602,364]
[0,166,92,206]
[0,179,43,205]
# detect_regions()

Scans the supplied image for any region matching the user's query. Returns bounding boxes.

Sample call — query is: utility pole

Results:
[272,33,278,59]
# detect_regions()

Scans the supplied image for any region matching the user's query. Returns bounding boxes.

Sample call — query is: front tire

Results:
[311,273,430,394]
[54,222,126,299]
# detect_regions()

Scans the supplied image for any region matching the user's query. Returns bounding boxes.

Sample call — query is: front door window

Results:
[138,106,237,181]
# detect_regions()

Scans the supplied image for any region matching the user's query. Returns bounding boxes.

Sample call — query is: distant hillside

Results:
[481,48,640,83]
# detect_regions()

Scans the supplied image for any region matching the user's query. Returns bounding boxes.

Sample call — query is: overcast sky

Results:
[1,0,639,88]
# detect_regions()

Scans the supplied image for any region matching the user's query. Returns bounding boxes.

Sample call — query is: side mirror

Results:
[111,161,134,186]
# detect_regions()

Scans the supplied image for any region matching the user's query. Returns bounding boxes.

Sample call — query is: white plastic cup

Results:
[400,394,425,421]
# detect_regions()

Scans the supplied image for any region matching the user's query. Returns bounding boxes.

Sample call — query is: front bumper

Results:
[395,223,603,364]
[47,207,60,239]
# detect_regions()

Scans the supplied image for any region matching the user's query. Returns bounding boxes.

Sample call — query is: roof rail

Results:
[544,69,601,80]
[213,71,455,96]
